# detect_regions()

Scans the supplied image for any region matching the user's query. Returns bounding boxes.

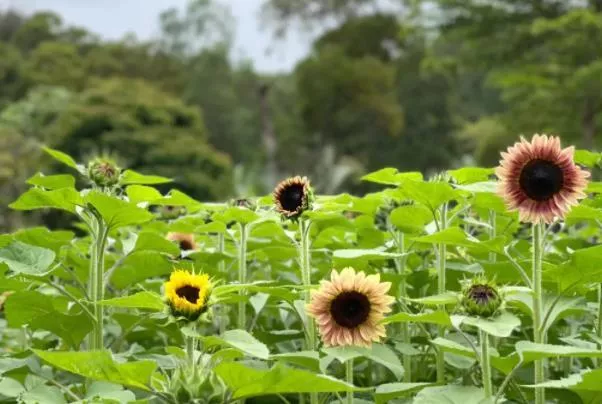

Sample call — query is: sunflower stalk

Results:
[88,213,109,351]
[436,203,448,384]
[488,210,497,264]
[186,334,195,370]
[532,222,545,404]
[299,218,318,404]
[346,358,354,404]
[393,230,412,382]
[237,223,249,330]
[479,329,493,398]
[217,232,227,335]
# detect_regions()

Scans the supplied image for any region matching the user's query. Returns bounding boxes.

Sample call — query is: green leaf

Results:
[399,180,458,211]
[10,187,83,212]
[98,292,165,311]
[516,341,602,364]
[452,312,521,338]
[109,251,173,289]
[126,185,163,204]
[21,384,67,404]
[407,292,459,306]
[120,169,172,185]
[134,232,180,256]
[213,207,260,225]
[0,377,25,398]
[332,248,402,268]
[383,311,451,327]
[215,362,366,399]
[202,329,270,360]
[86,192,154,229]
[0,241,55,276]
[389,205,433,234]
[43,147,79,170]
[413,385,486,404]
[375,383,433,404]
[574,149,601,168]
[565,205,602,225]
[13,227,74,255]
[33,350,156,391]
[85,382,137,403]
[448,167,494,184]
[5,291,93,348]
[270,351,320,372]
[361,168,423,185]
[27,173,76,190]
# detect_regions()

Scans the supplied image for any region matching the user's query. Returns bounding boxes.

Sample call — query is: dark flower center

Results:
[179,239,194,251]
[279,184,305,212]
[176,285,200,304]
[330,291,371,328]
[519,159,564,201]
[467,285,497,305]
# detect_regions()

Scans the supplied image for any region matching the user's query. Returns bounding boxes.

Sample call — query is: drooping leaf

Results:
[0,241,55,276]
[98,292,165,311]
[10,187,83,213]
[452,312,521,338]
[43,147,80,170]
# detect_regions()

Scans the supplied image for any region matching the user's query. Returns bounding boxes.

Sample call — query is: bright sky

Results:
[0,0,315,72]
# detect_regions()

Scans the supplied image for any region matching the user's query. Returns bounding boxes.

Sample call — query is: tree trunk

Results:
[258,84,278,190]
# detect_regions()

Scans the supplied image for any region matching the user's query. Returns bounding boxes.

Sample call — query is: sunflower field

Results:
[1,135,602,404]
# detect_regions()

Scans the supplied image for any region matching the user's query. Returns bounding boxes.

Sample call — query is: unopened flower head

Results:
[461,278,502,318]
[87,157,121,187]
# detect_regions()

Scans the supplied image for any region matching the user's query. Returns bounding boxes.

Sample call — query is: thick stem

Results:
[532,222,545,404]
[394,231,412,382]
[488,210,497,264]
[436,204,448,383]
[346,358,354,404]
[300,218,318,404]
[480,329,493,398]
[237,224,248,330]
[217,233,227,335]
[186,334,195,369]
[88,218,108,351]
[597,284,602,350]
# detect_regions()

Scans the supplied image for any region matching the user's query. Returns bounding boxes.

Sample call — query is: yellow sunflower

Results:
[165,270,212,321]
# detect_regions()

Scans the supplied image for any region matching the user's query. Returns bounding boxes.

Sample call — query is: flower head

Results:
[306,267,395,347]
[160,205,186,220]
[461,278,502,318]
[273,176,314,220]
[229,198,256,210]
[167,232,196,252]
[496,134,589,223]
[87,157,121,187]
[165,270,212,321]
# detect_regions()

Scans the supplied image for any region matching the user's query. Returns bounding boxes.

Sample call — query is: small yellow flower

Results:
[165,270,212,321]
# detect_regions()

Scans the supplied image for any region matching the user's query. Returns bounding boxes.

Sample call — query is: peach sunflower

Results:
[167,232,197,251]
[307,267,394,347]
[496,134,589,223]
[273,176,313,219]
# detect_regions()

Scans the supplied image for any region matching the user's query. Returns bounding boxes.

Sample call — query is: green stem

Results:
[346,358,354,404]
[88,217,108,351]
[488,210,497,264]
[299,218,318,404]
[394,231,412,383]
[217,232,227,335]
[237,224,248,330]
[597,284,602,350]
[186,334,195,369]
[480,329,493,398]
[532,222,545,404]
[436,204,447,384]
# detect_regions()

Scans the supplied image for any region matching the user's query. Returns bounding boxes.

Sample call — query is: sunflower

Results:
[167,232,197,252]
[273,176,314,219]
[165,270,212,321]
[306,267,395,347]
[87,157,121,187]
[461,278,502,318]
[496,134,589,223]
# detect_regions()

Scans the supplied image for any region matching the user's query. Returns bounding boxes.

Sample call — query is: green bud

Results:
[87,157,121,187]
[461,278,502,318]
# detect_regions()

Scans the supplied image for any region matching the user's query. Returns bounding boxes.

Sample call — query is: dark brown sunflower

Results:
[272,176,313,219]
[167,232,197,251]
[496,134,589,223]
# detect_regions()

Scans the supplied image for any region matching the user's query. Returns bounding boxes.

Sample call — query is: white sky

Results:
[0,0,316,72]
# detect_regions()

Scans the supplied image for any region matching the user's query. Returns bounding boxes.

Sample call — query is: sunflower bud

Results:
[461,278,502,318]
[159,205,186,220]
[273,176,314,221]
[165,270,212,322]
[229,198,256,211]
[87,157,121,187]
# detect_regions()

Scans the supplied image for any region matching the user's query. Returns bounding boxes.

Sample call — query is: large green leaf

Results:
[214,362,366,399]
[43,147,80,170]
[98,292,165,311]
[452,312,521,338]
[10,187,83,212]
[389,205,433,234]
[383,311,452,327]
[126,185,163,204]
[120,169,171,185]
[33,350,156,391]
[361,168,423,185]
[86,192,154,229]
[448,167,494,184]
[134,232,180,256]
[202,329,270,360]
[515,341,602,364]
[374,382,433,404]
[109,251,173,289]
[332,248,402,268]
[398,180,458,211]
[270,351,320,372]
[27,173,76,190]
[13,227,74,255]
[413,385,486,404]
[0,241,55,276]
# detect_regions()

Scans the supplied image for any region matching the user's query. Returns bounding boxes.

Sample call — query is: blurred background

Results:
[0,0,601,231]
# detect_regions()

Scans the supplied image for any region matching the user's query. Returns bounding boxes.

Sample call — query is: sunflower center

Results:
[467,285,497,305]
[179,239,194,251]
[519,159,564,201]
[280,184,305,212]
[330,291,371,328]
[176,285,200,304]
